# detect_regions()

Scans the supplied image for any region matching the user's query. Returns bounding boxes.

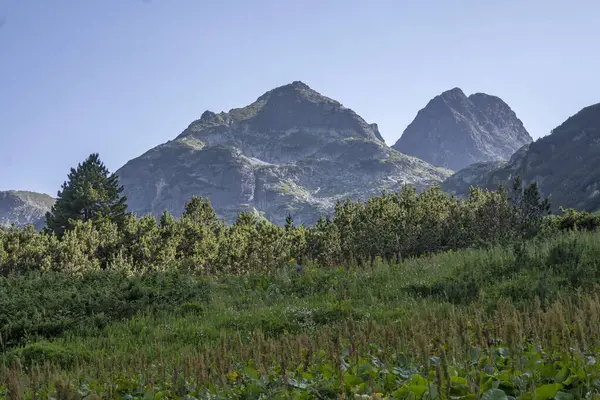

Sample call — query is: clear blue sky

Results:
[1,0,599,195]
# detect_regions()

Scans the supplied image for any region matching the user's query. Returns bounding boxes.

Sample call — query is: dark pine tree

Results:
[285,213,294,231]
[45,153,128,236]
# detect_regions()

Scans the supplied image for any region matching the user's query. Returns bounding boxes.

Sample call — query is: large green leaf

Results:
[244,364,260,380]
[408,384,429,396]
[393,383,429,398]
[482,389,509,400]
[450,376,468,386]
[534,383,562,400]
[554,392,575,400]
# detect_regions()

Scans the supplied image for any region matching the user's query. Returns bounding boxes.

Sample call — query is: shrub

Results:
[7,342,91,369]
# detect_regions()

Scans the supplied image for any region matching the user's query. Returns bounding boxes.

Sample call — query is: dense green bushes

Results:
[0,270,212,348]
[4,178,594,276]
[3,152,594,278]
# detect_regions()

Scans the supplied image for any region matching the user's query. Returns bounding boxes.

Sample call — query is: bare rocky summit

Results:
[116,81,451,225]
[0,190,54,230]
[393,88,532,171]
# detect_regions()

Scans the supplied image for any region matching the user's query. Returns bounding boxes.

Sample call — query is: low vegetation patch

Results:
[2,153,600,397]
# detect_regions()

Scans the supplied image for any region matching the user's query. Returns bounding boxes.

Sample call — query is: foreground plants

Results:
[5,286,600,398]
[3,231,600,398]
[3,340,600,399]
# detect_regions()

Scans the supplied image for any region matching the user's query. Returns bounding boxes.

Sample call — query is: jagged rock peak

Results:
[200,110,217,120]
[291,80,309,88]
[393,87,532,171]
[265,80,312,93]
[183,81,385,143]
[440,87,467,100]
[281,80,311,91]
[255,80,339,105]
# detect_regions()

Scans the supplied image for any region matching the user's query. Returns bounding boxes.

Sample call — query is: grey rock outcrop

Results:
[0,191,54,230]
[393,88,532,171]
[116,81,451,225]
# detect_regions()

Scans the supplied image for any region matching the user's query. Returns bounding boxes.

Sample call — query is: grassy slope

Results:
[3,230,600,397]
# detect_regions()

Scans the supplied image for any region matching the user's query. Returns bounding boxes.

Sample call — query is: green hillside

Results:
[2,172,600,397]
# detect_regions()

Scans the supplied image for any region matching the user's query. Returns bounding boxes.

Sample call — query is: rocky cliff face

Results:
[116,81,451,225]
[0,191,54,230]
[393,88,532,171]
[443,102,600,212]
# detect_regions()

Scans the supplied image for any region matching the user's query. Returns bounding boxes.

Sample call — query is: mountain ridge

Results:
[4,87,599,226]
[443,101,600,212]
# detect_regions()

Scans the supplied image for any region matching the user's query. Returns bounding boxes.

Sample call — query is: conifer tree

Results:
[284,214,294,231]
[234,211,258,227]
[509,176,551,238]
[45,153,128,236]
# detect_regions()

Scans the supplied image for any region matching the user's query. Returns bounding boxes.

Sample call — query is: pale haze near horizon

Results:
[0,0,598,196]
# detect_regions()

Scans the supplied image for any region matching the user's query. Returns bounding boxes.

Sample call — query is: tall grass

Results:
[2,230,600,398]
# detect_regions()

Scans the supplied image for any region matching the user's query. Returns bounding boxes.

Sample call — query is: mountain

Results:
[442,144,530,196]
[116,81,451,225]
[0,190,54,230]
[443,102,600,212]
[392,88,532,170]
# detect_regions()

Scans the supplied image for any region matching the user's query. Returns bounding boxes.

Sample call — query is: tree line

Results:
[1,153,599,276]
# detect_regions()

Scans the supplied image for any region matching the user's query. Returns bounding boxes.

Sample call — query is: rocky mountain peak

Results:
[290,80,310,89]
[180,81,385,162]
[200,110,216,120]
[255,80,326,104]
[250,81,385,142]
[392,88,532,171]
[116,82,450,225]
[266,80,311,94]
[440,87,467,101]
